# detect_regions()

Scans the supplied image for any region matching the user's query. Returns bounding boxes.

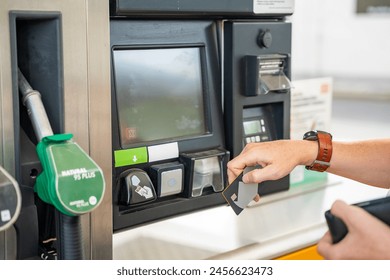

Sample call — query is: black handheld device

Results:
[325,196,390,243]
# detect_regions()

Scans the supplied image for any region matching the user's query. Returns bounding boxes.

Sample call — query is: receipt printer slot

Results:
[245,54,290,96]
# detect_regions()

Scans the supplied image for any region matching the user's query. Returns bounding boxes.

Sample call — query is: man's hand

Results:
[227,140,317,185]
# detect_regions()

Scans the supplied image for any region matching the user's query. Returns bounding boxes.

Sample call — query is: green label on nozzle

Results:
[50,142,105,215]
[35,136,105,216]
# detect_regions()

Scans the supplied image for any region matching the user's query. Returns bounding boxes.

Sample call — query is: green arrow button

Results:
[114,147,148,167]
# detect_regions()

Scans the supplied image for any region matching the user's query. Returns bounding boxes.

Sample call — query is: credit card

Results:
[222,170,259,215]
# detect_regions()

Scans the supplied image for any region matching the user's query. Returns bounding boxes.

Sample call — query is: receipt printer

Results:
[245,54,291,96]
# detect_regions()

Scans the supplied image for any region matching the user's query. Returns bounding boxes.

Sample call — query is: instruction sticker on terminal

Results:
[222,169,259,215]
[253,0,294,14]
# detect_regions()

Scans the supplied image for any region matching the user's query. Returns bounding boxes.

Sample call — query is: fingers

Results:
[227,158,249,184]
[228,162,287,185]
[253,194,261,202]
[329,200,367,231]
[317,231,335,259]
[227,168,238,185]
[317,201,351,260]
[242,168,264,184]
[242,164,285,184]
[227,143,266,183]
[227,141,297,184]
[329,200,349,218]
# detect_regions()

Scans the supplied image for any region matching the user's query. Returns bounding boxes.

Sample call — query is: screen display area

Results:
[113,47,207,147]
[243,120,261,135]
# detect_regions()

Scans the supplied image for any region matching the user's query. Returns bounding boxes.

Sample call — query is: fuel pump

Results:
[0,166,21,232]
[18,69,105,259]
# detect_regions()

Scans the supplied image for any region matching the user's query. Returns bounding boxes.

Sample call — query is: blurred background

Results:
[290,0,390,140]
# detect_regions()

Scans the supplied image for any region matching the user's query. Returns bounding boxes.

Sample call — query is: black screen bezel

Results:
[110,20,224,158]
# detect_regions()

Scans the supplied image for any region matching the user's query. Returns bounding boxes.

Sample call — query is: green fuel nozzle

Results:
[18,67,104,259]
[18,69,105,216]
[35,133,105,216]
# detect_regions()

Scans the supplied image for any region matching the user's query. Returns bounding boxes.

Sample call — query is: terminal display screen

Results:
[243,120,261,135]
[113,47,208,147]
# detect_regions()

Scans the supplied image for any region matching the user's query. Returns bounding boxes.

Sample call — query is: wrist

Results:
[296,140,318,166]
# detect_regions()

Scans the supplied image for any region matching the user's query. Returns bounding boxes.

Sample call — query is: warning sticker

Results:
[253,0,295,14]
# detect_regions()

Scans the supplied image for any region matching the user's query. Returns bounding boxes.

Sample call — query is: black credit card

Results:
[222,171,259,215]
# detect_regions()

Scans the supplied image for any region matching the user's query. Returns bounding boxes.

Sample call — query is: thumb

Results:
[329,200,351,221]
[330,200,349,215]
[329,200,364,230]
[242,165,282,184]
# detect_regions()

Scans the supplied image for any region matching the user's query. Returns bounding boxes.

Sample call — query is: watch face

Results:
[303,130,332,141]
[303,130,318,140]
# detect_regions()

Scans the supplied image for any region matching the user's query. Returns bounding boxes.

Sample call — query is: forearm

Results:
[228,138,390,189]
[326,139,390,189]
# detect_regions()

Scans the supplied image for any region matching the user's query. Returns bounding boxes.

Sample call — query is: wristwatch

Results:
[303,130,333,172]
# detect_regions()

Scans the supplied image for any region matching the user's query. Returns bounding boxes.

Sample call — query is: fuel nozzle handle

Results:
[17,69,105,259]
[17,68,105,217]
[18,68,53,141]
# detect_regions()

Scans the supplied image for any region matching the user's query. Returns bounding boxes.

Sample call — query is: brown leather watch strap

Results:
[306,131,333,172]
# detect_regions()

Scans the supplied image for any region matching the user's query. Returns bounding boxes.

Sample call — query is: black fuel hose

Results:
[57,211,84,260]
